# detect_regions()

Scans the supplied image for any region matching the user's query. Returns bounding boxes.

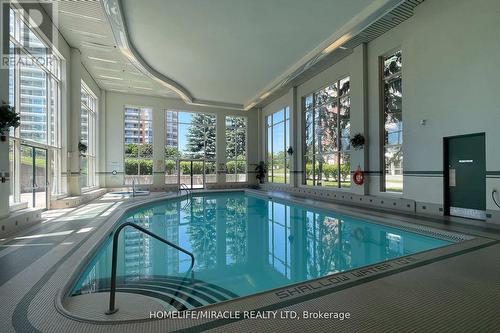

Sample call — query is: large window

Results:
[225,116,247,182]
[382,51,403,192]
[303,77,351,188]
[8,7,62,207]
[164,110,217,186]
[80,83,97,189]
[124,107,153,184]
[266,107,290,184]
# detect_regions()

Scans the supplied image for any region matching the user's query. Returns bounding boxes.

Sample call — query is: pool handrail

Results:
[179,183,192,210]
[105,222,195,315]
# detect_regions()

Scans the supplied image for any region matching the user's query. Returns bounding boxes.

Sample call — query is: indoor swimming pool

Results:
[70,191,454,311]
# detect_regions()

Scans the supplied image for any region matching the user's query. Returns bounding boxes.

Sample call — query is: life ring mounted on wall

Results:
[353,166,365,186]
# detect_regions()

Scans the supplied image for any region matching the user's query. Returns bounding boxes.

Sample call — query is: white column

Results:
[350,43,368,195]
[0,9,11,218]
[67,48,82,195]
[98,90,106,187]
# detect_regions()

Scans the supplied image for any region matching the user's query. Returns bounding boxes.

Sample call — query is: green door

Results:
[446,133,486,220]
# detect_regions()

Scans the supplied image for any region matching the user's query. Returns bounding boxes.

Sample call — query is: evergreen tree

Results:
[186,114,216,159]
[225,117,246,159]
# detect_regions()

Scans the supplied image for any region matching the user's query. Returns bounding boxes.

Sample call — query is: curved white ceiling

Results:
[117,0,396,108]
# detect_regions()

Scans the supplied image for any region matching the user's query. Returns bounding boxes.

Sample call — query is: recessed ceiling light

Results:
[245,102,257,110]
[89,56,117,64]
[99,75,123,80]
[81,41,114,52]
[94,67,121,72]
[70,29,106,39]
[133,86,153,90]
[260,92,271,100]
[322,34,352,55]
[60,10,102,22]
[97,80,127,87]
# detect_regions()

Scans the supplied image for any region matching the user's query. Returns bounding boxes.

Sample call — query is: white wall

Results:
[261,0,500,222]
[102,92,259,188]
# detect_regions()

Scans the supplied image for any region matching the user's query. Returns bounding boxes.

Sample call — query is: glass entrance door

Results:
[178,159,205,189]
[20,145,48,209]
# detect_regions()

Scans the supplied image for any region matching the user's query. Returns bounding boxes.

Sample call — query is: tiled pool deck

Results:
[0,190,499,332]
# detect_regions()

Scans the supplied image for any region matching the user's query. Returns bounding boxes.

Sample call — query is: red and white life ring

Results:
[353,168,365,186]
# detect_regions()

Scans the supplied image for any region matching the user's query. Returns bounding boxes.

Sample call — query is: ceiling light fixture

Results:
[81,41,114,52]
[70,29,106,39]
[260,92,271,100]
[322,34,352,55]
[99,75,123,80]
[89,56,117,64]
[133,86,153,90]
[60,10,102,22]
[94,67,121,72]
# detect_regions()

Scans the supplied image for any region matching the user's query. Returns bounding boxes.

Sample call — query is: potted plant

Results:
[78,141,88,155]
[255,161,268,184]
[350,133,366,150]
[0,101,20,141]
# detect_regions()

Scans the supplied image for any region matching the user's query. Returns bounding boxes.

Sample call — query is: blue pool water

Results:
[71,192,452,310]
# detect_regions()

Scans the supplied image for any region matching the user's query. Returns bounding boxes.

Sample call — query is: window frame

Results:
[163,110,218,185]
[123,106,154,185]
[80,81,98,190]
[225,115,248,183]
[265,107,291,184]
[8,6,63,207]
[380,49,403,193]
[302,76,351,188]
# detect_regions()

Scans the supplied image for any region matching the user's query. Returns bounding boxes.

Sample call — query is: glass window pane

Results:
[305,110,314,157]
[205,161,217,183]
[319,154,338,187]
[19,61,47,144]
[384,51,402,78]
[385,145,403,192]
[267,126,273,162]
[339,77,350,96]
[340,153,351,188]
[304,95,313,110]
[273,122,285,157]
[340,96,351,151]
[20,20,47,58]
[124,107,153,184]
[273,109,284,124]
[285,158,291,184]
[226,116,247,182]
[315,103,338,155]
[165,160,177,184]
[9,140,16,204]
[383,50,403,192]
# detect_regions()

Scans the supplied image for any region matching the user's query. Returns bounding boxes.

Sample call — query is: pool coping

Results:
[50,188,495,330]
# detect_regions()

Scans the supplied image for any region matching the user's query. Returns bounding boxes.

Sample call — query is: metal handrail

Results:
[105,222,195,315]
[179,183,192,210]
[179,183,192,197]
[493,190,500,209]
